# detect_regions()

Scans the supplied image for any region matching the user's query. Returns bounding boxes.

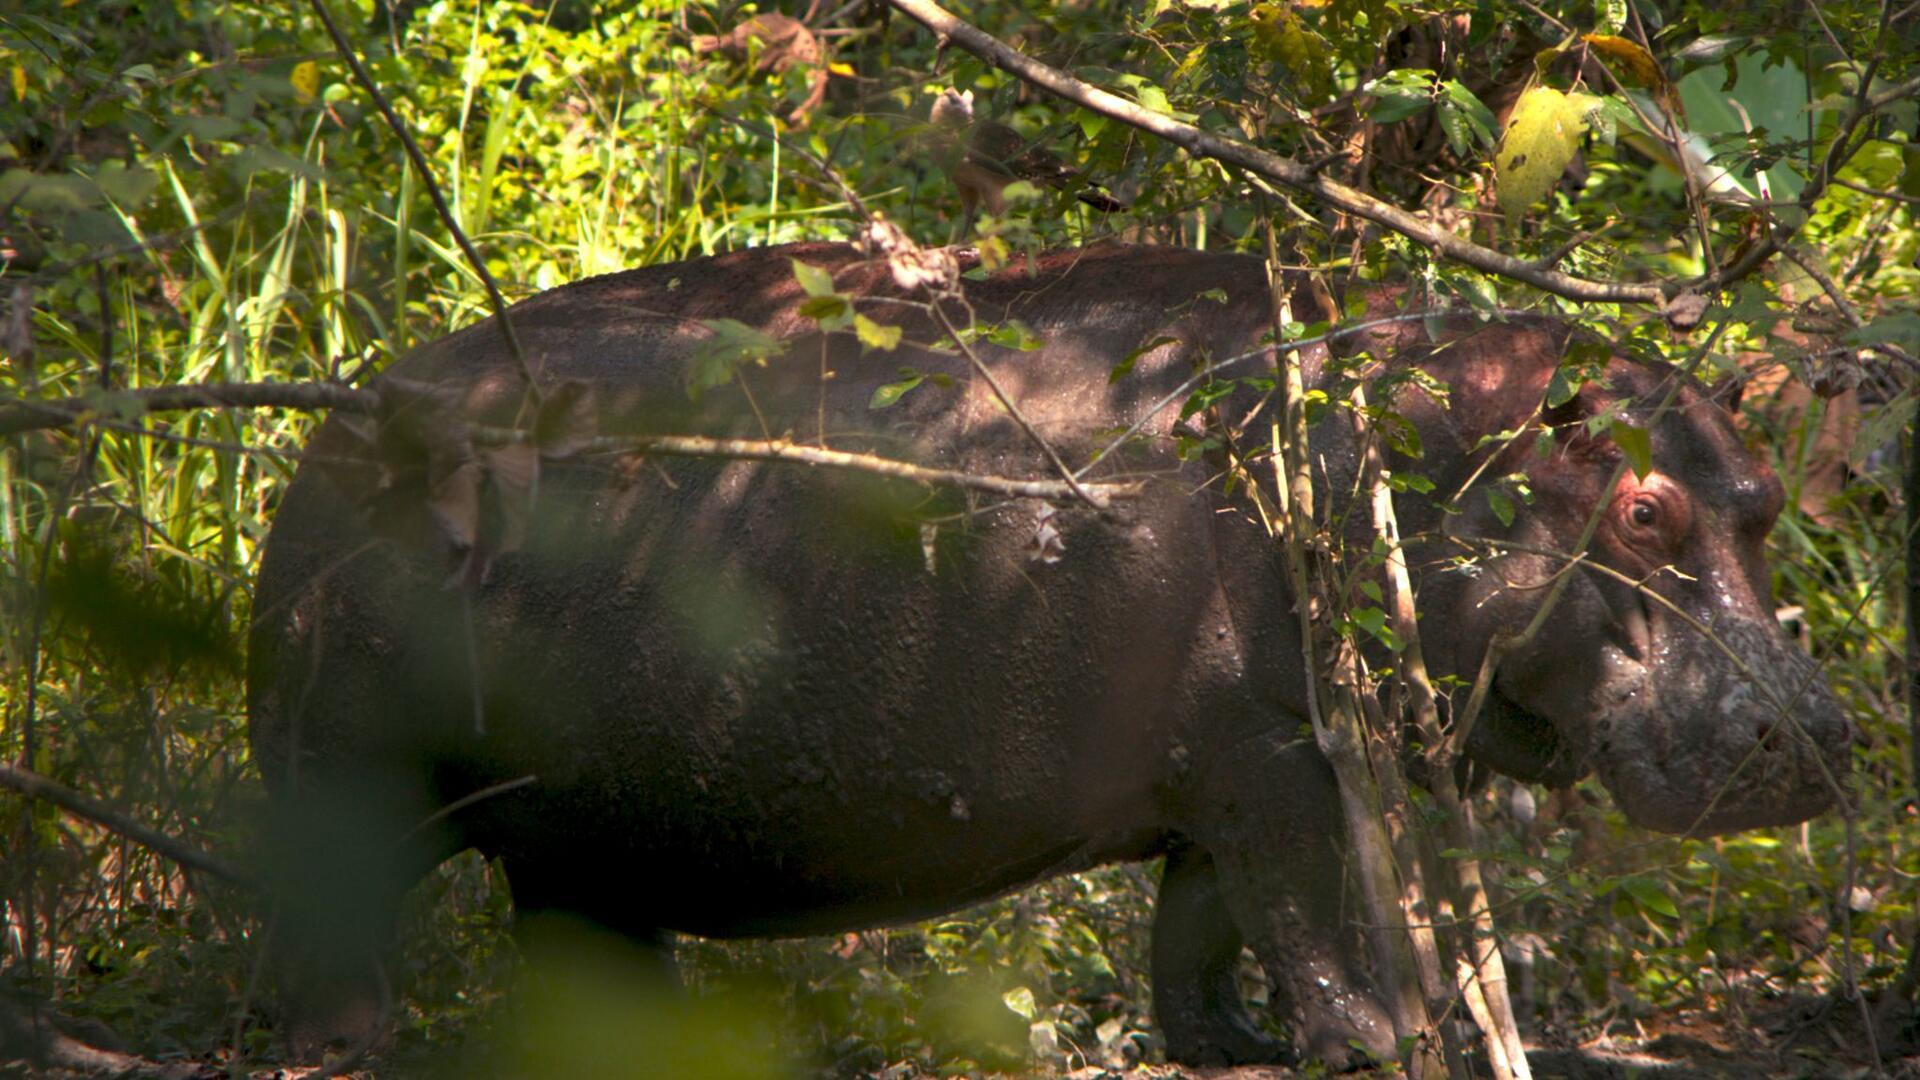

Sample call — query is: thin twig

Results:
[305,0,541,402]
[2,378,1141,506]
[1827,176,1920,203]
[925,300,1104,507]
[396,775,537,847]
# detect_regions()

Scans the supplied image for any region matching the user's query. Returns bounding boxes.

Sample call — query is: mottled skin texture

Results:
[248,243,1851,1067]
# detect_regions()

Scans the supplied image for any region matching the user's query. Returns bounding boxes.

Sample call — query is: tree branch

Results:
[2,379,1140,507]
[0,763,250,887]
[558,431,1142,508]
[886,0,1669,305]
[0,381,378,437]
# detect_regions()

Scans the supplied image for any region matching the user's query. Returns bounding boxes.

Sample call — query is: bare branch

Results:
[558,430,1143,508]
[0,762,250,886]
[1833,177,1920,205]
[0,381,378,437]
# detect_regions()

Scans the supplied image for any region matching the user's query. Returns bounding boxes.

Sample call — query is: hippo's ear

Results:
[1540,393,1586,430]
[1537,388,1623,466]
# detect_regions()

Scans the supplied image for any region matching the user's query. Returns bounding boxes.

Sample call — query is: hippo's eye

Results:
[1629,500,1658,528]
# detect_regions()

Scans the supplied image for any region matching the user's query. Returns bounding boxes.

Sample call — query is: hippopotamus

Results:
[247,241,1851,1066]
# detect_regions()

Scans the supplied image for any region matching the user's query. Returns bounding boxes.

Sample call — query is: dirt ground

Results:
[12,989,1920,1078]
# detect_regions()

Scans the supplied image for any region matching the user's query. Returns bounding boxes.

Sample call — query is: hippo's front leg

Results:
[1177,730,1397,1069]
[1151,842,1290,1064]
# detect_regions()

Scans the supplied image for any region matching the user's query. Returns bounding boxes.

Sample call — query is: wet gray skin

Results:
[248,243,1852,1067]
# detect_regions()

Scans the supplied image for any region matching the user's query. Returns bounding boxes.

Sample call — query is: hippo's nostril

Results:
[1754,718,1777,749]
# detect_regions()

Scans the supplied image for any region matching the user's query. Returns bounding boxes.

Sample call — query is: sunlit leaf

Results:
[1611,421,1652,479]
[854,313,902,352]
[1495,87,1601,219]
[869,373,924,409]
[290,60,319,103]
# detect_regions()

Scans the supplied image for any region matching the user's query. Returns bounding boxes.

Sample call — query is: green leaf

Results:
[687,319,787,399]
[1675,35,1745,65]
[1439,81,1499,155]
[798,294,850,329]
[1846,314,1920,350]
[790,258,836,297]
[1610,420,1652,479]
[1545,364,1586,408]
[1622,876,1679,919]
[1487,486,1515,527]
[869,373,924,409]
[988,319,1043,351]
[1850,391,1916,468]
[1347,607,1402,650]
[1364,68,1436,124]
[1179,381,1237,420]
[854,313,903,352]
[1110,335,1179,383]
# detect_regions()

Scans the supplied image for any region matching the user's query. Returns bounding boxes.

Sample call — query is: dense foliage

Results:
[0,0,1914,1074]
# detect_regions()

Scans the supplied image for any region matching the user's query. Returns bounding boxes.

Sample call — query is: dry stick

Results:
[1326,381,1461,1069]
[569,431,1139,508]
[305,0,541,403]
[1351,381,1507,1080]
[0,380,378,437]
[1896,414,1920,1008]
[886,0,1667,306]
[1257,224,1436,1075]
[0,379,1134,507]
[0,763,249,886]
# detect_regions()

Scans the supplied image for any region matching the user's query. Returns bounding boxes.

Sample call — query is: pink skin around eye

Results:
[1606,471,1692,559]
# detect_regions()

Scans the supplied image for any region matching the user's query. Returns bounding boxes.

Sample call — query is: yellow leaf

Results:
[10,65,23,102]
[1582,34,1662,88]
[1249,4,1332,101]
[1495,87,1600,219]
[290,61,319,104]
[1581,33,1683,119]
[827,61,854,77]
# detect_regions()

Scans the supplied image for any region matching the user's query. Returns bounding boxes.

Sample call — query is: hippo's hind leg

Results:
[1180,731,1398,1070]
[496,856,680,983]
[1151,841,1289,1064]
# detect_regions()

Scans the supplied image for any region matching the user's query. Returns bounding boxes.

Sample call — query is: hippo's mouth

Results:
[1466,688,1588,789]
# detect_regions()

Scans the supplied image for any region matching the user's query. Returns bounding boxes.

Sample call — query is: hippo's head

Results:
[1406,329,1852,835]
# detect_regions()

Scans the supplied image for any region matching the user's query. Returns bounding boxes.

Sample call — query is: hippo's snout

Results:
[1597,616,1850,835]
